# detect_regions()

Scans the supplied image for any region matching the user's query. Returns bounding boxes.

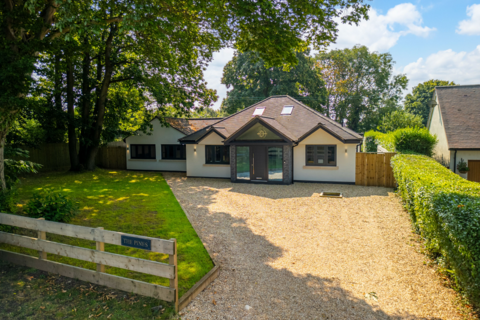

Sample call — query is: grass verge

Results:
[0,169,214,318]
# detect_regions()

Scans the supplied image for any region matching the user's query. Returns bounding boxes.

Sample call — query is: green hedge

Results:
[392,154,480,306]
[363,127,437,156]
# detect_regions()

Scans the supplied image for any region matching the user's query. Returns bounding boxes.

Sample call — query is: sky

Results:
[204,0,480,110]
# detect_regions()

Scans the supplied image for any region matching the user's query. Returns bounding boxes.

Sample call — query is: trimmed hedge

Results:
[392,154,480,306]
[363,127,437,156]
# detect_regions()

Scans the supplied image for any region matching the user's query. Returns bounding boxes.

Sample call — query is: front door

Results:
[250,146,268,181]
[468,160,480,183]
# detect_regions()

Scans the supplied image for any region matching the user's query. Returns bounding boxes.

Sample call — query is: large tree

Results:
[314,45,408,132]
[221,50,327,114]
[0,0,369,187]
[404,79,456,126]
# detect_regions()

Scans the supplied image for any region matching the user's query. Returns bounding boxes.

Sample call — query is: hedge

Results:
[363,127,437,156]
[392,154,480,306]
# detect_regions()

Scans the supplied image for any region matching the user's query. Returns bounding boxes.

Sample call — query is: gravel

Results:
[164,173,462,320]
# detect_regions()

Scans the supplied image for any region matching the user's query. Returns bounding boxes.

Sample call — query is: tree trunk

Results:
[66,54,80,171]
[0,135,6,192]
[78,40,92,166]
[85,26,116,170]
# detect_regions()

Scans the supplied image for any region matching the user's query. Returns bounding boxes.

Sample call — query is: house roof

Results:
[179,96,362,144]
[434,85,480,149]
[165,117,222,135]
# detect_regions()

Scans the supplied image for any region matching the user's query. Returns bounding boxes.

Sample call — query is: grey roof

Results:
[165,117,222,135]
[435,85,480,149]
[179,96,362,144]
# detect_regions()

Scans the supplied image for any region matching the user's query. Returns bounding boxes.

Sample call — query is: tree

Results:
[221,50,326,114]
[378,110,424,133]
[0,0,370,188]
[404,80,456,126]
[314,45,408,132]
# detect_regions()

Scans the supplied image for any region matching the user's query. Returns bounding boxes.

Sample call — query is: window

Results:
[252,106,265,116]
[306,145,336,166]
[131,144,156,159]
[281,105,294,115]
[206,145,230,164]
[162,144,186,160]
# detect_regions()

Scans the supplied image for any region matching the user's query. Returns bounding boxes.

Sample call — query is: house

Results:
[125,96,363,184]
[427,84,480,182]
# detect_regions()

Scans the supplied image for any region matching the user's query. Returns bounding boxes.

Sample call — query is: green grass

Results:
[0,169,213,301]
[0,261,179,319]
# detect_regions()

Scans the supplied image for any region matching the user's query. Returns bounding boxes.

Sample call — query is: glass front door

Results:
[236,146,283,183]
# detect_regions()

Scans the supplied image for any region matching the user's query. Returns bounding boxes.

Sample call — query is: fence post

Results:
[96,227,105,272]
[37,218,47,260]
[169,238,178,313]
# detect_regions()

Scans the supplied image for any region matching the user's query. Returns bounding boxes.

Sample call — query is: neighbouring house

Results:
[125,96,363,184]
[428,84,480,183]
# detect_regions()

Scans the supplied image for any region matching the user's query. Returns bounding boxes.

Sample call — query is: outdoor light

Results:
[345,148,348,154]
[194,146,197,153]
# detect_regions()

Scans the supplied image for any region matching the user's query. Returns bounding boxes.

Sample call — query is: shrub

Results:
[25,189,78,223]
[362,130,382,152]
[364,127,437,156]
[391,154,480,306]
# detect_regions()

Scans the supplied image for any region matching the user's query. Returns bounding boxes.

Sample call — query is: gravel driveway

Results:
[164,173,461,320]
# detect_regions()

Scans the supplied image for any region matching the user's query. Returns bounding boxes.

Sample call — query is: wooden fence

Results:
[0,213,179,311]
[15,143,126,171]
[355,152,396,187]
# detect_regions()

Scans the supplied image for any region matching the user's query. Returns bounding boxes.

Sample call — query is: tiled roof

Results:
[179,96,362,143]
[165,117,222,135]
[435,85,480,149]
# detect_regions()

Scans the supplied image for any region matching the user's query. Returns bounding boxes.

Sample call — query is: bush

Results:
[25,189,78,223]
[392,154,480,306]
[362,130,381,152]
[364,127,437,156]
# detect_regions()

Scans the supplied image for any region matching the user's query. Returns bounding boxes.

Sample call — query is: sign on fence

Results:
[355,152,396,187]
[0,213,178,311]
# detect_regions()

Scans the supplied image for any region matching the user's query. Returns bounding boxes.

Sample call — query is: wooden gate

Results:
[0,213,179,311]
[468,160,480,183]
[355,153,396,187]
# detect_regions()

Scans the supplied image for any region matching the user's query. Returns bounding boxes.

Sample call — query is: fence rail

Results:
[355,152,396,188]
[0,212,179,311]
[14,143,126,171]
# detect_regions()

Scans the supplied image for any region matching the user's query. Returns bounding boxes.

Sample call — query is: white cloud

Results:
[457,4,480,35]
[203,48,235,110]
[402,46,480,90]
[332,3,435,52]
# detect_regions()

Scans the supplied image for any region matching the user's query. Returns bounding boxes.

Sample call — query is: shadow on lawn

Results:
[164,173,436,320]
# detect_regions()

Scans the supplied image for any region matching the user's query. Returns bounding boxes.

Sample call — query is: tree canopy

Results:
[404,79,457,126]
[221,50,326,114]
[314,45,408,132]
[378,110,424,133]
[0,0,370,188]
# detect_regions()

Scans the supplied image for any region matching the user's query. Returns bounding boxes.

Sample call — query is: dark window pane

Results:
[327,146,336,165]
[161,145,185,160]
[206,145,229,164]
[306,146,314,164]
[131,144,156,159]
[316,146,325,165]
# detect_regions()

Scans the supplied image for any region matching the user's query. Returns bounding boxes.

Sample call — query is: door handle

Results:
[252,154,254,175]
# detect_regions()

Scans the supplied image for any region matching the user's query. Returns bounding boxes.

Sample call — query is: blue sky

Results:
[205,1,480,110]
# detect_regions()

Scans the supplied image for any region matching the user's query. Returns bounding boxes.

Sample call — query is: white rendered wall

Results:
[428,99,450,166]
[186,132,231,178]
[125,119,186,172]
[293,128,357,183]
[450,150,480,180]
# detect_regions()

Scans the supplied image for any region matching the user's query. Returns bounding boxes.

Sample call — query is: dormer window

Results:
[252,107,265,116]
[281,105,294,115]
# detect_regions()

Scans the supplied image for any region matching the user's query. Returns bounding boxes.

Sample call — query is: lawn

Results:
[0,169,214,318]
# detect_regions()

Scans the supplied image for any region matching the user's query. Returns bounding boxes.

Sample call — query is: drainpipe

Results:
[453,149,457,173]
[291,144,295,184]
